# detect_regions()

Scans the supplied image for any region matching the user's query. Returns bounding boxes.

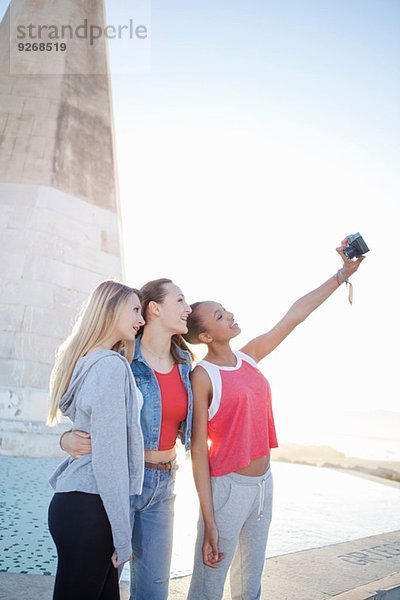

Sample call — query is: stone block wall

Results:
[0,182,123,455]
[0,2,124,456]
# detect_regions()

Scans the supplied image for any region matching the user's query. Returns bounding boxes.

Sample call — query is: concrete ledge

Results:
[0,572,53,600]
[331,573,400,599]
[1,532,399,600]
[259,530,400,600]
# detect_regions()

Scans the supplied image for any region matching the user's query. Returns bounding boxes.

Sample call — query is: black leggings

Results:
[48,492,119,600]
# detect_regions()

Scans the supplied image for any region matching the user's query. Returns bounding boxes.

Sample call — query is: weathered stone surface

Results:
[0,250,25,279]
[0,201,35,228]
[0,533,399,598]
[0,0,123,455]
[21,306,74,338]
[0,358,53,390]
[0,181,39,206]
[14,135,51,158]
[2,280,54,308]
[1,4,119,208]
[30,205,102,249]
[3,113,35,136]
[22,97,51,117]
[37,185,121,229]
[0,304,25,332]
[0,386,54,422]
[52,284,86,312]
[0,417,70,456]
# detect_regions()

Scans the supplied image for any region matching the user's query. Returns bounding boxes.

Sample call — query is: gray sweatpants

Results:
[187,469,273,600]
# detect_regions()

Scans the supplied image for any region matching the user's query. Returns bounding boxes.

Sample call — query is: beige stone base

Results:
[0,417,68,457]
[0,181,123,456]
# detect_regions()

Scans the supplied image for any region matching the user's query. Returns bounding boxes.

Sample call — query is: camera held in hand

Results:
[343,233,370,259]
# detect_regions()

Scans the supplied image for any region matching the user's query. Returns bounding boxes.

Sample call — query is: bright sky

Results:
[1,1,399,443]
[105,1,399,443]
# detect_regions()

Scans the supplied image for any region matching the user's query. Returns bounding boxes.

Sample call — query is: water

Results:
[1,455,399,579]
[161,456,400,579]
[280,410,400,463]
[282,432,400,463]
[322,434,400,462]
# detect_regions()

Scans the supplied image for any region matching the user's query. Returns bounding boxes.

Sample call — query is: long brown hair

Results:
[140,278,194,363]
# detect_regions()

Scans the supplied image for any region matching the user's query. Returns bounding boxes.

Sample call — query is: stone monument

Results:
[0,0,124,455]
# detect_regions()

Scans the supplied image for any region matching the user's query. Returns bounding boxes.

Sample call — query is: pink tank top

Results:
[198,351,278,477]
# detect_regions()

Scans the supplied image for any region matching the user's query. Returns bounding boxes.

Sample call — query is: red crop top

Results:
[198,351,278,476]
[154,364,188,451]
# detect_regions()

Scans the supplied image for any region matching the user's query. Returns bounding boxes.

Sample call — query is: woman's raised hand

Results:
[336,235,366,280]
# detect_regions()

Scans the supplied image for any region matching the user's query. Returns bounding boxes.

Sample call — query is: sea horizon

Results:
[277,408,400,463]
[279,432,400,463]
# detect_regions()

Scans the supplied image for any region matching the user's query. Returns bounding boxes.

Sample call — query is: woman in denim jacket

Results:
[60,278,194,600]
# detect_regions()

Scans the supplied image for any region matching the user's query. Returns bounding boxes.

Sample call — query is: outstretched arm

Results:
[190,366,224,567]
[241,237,365,363]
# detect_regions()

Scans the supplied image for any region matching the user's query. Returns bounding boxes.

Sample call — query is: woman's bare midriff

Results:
[234,454,270,477]
[145,448,177,464]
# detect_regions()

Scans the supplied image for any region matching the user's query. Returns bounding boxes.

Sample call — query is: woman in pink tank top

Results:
[184,237,366,600]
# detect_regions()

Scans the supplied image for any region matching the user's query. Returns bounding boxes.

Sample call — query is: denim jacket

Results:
[131,337,193,451]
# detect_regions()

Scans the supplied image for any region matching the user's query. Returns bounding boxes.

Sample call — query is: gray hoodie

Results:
[49,349,144,563]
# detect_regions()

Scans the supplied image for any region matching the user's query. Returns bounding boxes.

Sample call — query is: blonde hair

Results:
[47,280,139,425]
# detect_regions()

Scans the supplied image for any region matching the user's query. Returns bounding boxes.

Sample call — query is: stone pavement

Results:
[1,531,399,600]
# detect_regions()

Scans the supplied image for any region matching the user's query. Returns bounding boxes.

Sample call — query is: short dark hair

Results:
[183,302,207,345]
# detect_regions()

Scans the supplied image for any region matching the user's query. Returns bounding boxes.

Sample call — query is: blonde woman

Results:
[47,280,145,600]
[59,278,194,600]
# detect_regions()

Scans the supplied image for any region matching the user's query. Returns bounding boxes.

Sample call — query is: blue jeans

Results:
[129,466,176,600]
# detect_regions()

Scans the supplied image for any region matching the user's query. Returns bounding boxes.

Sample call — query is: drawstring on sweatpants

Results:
[257,478,266,520]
